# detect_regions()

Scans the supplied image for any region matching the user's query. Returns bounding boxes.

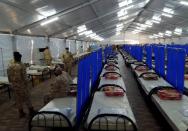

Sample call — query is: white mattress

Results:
[138,77,172,95]
[134,69,155,78]
[86,92,136,130]
[27,70,42,76]
[0,76,9,84]
[31,97,76,128]
[151,95,188,131]
[29,65,55,71]
[99,77,126,91]
[100,68,120,77]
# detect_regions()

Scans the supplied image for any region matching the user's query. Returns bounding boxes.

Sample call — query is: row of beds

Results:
[120,49,188,131]
[29,52,137,131]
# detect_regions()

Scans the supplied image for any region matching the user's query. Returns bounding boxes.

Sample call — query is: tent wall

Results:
[0,35,13,76]
[16,36,48,64]
[49,38,66,59]
[76,40,83,54]
[67,39,76,54]
[0,34,95,76]
[140,36,188,45]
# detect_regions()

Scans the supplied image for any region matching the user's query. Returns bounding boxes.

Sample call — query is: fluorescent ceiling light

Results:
[78,30,87,36]
[162,13,173,18]
[136,26,146,30]
[117,9,127,17]
[83,30,93,36]
[119,0,133,7]
[40,17,59,26]
[27,29,31,33]
[116,28,123,32]
[132,29,141,34]
[116,23,123,28]
[36,6,56,17]
[163,7,174,14]
[77,25,87,33]
[145,20,153,26]
[174,27,182,35]
[165,30,172,35]
[118,15,129,21]
[88,33,97,37]
[174,27,182,33]
[77,25,86,31]
[152,15,161,21]
[165,33,172,36]
[152,20,160,24]
[180,1,188,6]
[158,32,164,36]
[174,32,181,35]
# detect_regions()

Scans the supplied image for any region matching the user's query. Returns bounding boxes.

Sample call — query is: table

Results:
[27,69,51,87]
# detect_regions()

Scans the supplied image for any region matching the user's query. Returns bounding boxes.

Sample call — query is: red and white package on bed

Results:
[105,66,116,71]
[184,74,188,80]
[104,87,124,97]
[157,89,182,100]
[68,90,77,96]
[107,62,116,66]
[135,66,148,72]
[113,88,124,96]
[142,73,158,80]
[104,73,120,80]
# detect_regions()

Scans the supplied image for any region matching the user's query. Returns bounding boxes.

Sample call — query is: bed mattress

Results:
[86,92,136,131]
[138,77,171,95]
[31,97,76,128]
[99,77,126,91]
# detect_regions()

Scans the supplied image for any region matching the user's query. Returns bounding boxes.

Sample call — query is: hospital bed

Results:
[85,92,137,131]
[29,97,76,131]
[98,76,126,92]
[128,58,188,131]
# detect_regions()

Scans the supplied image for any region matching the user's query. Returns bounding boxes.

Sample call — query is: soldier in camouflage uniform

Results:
[44,66,73,104]
[7,52,36,118]
[43,46,52,66]
[61,48,74,75]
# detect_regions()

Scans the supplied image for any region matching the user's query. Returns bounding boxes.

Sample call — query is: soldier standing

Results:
[7,52,36,118]
[61,48,74,75]
[43,46,52,65]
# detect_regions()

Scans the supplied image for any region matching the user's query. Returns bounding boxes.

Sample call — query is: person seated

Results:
[43,66,74,104]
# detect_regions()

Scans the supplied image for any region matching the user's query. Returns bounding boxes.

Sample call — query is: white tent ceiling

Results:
[0,0,187,42]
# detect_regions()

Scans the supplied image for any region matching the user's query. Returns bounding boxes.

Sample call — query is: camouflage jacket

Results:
[61,52,74,63]
[7,62,28,89]
[50,71,73,97]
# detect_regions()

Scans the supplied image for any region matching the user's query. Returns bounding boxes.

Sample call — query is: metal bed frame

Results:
[102,72,121,78]
[148,86,174,99]
[87,113,137,131]
[29,111,74,131]
[0,83,11,99]
[139,72,159,78]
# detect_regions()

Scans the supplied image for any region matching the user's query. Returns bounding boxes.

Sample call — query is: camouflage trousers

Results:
[14,87,32,110]
[45,59,52,66]
[64,63,72,76]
